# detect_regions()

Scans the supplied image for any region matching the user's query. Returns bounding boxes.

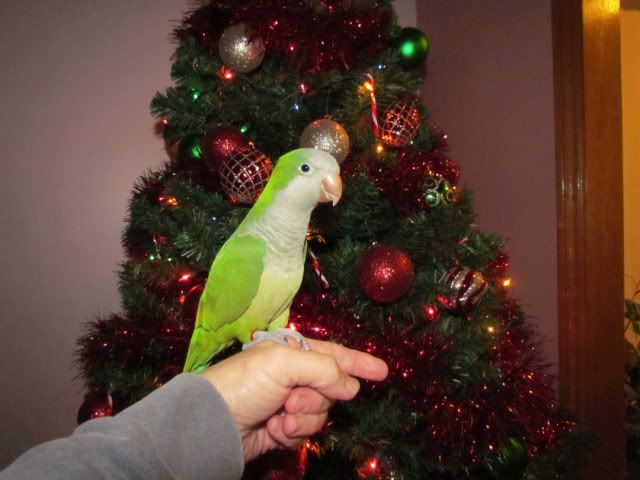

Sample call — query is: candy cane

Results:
[308,248,330,289]
[364,73,380,139]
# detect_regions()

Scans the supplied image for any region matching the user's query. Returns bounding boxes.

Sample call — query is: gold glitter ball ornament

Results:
[381,100,420,147]
[299,119,350,164]
[219,148,273,204]
[218,24,265,73]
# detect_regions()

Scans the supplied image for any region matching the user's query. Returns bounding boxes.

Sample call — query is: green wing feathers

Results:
[183,234,267,372]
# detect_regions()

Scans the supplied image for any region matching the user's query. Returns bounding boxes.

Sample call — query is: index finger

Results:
[305,338,388,381]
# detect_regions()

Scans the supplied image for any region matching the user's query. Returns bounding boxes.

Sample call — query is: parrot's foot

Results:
[243,328,311,351]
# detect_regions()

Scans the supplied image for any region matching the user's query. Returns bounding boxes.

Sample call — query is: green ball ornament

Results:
[485,437,529,480]
[424,176,457,207]
[397,27,429,69]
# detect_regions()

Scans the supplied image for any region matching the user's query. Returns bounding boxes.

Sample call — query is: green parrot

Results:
[183,148,342,372]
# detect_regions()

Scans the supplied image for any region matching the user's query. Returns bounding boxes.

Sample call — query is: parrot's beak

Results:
[319,173,342,206]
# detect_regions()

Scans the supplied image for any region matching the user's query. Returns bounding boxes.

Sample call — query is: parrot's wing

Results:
[197,233,267,331]
[184,234,266,372]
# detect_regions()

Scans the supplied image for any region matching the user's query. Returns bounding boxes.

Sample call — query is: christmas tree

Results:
[75,1,591,478]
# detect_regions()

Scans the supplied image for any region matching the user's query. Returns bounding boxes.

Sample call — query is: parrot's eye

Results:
[299,163,312,174]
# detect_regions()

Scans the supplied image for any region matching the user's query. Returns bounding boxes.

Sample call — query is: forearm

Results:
[0,374,244,480]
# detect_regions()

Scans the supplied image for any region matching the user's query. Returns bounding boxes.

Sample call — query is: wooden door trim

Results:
[552,0,624,478]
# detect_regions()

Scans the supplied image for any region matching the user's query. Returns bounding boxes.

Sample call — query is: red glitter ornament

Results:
[357,245,414,303]
[202,125,248,172]
[77,392,113,424]
[219,148,273,204]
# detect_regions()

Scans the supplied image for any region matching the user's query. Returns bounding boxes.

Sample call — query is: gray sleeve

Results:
[0,373,244,480]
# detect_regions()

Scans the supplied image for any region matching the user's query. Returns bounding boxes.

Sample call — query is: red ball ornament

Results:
[77,392,113,424]
[202,125,248,172]
[357,245,414,303]
[437,266,488,311]
[381,100,420,148]
[220,148,273,204]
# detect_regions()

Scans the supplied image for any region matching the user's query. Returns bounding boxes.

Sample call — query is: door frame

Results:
[552,0,624,478]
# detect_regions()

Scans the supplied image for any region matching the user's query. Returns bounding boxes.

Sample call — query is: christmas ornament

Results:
[202,125,248,172]
[358,245,414,303]
[381,100,420,148]
[218,24,265,73]
[183,149,342,372]
[396,27,429,69]
[299,118,350,164]
[77,392,113,424]
[484,437,528,480]
[424,175,457,207]
[219,148,274,204]
[438,266,488,311]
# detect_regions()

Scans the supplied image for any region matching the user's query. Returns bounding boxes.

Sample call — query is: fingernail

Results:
[349,378,360,396]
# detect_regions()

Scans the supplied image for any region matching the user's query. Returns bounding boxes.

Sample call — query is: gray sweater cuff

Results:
[104,373,245,479]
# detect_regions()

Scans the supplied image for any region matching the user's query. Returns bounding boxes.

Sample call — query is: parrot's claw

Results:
[243,328,311,351]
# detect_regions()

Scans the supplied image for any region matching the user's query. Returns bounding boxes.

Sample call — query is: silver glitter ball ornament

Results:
[299,119,350,164]
[218,24,265,73]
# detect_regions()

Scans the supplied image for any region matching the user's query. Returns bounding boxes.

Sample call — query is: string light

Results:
[158,196,178,207]
[299,83,308,94]
[190,87,201,100]
[178,272,193,283]
[190,143,202,159]
[424,304,439,321]
[219,67,234,80]
[502,277,512,288]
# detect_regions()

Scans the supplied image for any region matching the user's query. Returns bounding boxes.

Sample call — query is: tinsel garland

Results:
[177,0,393,73]
[290,293,575,469]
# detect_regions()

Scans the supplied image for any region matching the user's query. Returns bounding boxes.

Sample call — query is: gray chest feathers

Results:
[243,206,310,272]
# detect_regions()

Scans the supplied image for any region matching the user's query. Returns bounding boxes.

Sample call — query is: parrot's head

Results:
[266,148,342,211]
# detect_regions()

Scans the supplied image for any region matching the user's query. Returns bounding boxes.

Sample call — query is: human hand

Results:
[200,338,388,462]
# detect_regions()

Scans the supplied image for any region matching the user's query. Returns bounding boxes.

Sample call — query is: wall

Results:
[417,1,558,368]
[0,0,418,468]
[0,0,186,467]
[622,2,640,302]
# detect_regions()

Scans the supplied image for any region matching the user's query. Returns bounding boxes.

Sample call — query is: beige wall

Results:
[0,0,186,466]
[622,3,640,301]
[417,1,558,368]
